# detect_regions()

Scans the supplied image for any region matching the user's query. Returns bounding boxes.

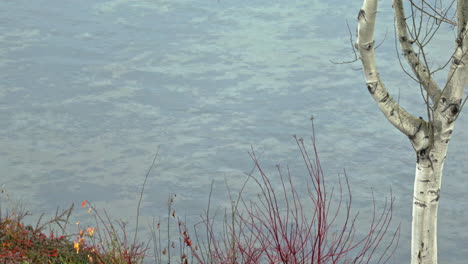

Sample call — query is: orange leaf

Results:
[81,200,87,208]
[87,227,96,236]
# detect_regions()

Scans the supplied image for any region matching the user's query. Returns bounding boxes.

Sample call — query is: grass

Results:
[1,123,400,263]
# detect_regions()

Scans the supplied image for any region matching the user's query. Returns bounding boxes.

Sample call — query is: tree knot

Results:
[440,97,463,122]
[366,81,378,94]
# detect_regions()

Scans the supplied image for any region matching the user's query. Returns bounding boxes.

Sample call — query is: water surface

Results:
[1,0,468,262]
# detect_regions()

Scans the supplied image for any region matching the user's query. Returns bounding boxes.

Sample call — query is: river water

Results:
[1,0,468,263]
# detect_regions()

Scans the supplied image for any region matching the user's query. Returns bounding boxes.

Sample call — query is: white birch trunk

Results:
[356,0,468,263]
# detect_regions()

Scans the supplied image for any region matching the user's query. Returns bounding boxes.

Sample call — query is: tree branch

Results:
[356,0,424,138]
[435,0,468,120]
[457,0,468,33]
[393,0,442,103]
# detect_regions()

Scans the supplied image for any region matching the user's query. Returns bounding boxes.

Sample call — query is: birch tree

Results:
[355,0,468,263]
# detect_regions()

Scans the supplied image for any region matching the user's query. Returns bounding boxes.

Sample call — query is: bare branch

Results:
[393,0,442,103]
[331,21,387,65]
[330,21,360,64]
[409,0,456,26]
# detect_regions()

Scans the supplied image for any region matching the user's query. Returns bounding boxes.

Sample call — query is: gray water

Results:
[1,0,468,263]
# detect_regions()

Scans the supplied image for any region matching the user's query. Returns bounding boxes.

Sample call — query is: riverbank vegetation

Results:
[1,127,400,263]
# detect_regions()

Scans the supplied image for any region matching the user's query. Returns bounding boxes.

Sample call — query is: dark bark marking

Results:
[358,9,366,21]
[417,147,434,170]
[390,108,394,116]
[414,201,427,208]
[366,41,374,50]
[457,28,465,46]
[450,104,460,115]
[440,98,462,122]
[409,121,423,141]
[429,189,440,202]
[417,148,427,163]
[420,179,430,183]
[418,243,424,260]
[367,82,378,94]
[380,92,389,103]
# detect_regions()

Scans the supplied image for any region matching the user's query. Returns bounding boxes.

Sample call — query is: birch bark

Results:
[356,0,468,263]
